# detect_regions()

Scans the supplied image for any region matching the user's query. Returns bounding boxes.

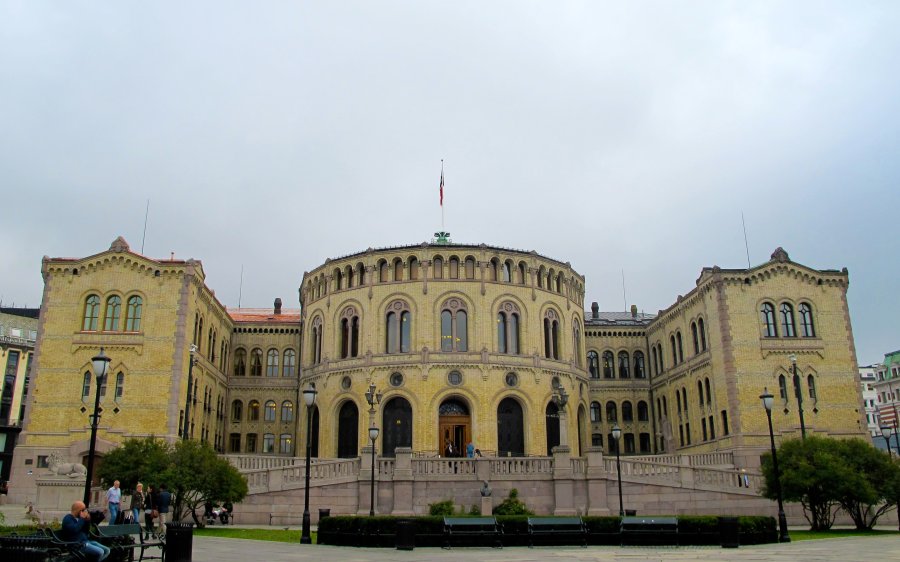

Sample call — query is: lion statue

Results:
[47,452,87,478]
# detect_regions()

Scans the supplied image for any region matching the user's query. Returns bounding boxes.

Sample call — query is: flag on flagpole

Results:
[439,168,444,207]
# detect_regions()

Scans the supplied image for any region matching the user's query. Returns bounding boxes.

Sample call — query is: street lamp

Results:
[880,425,892,456]
[790,354,806,439]
[761,388,790,542]
[368,426,380,516]
[84,348,111,506]
[611,424,624,517]
[182,344,197,440]
[300,384,317,545]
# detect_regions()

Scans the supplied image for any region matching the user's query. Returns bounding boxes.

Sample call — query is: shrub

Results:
[738,516,777,545]
[492,488,534,516]
[428,499,455,516]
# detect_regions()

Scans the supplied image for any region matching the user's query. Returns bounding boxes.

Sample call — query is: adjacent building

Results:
[0,307,39,486]
[873,350,900,452]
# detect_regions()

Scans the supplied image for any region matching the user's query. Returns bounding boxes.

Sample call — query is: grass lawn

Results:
[790,529,898,541]
[193,527,314,543]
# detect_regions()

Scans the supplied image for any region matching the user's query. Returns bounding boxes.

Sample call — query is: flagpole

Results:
[441,159,444,231]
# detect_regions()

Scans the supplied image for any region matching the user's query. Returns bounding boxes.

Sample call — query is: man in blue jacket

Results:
[61,501,111,561]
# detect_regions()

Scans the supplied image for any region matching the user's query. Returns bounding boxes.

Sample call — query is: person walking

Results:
[466,441,475,458]
[106,480,122,524]
[130,483,144,524]
[156,484,172,535]
[61,500,111,561]
[143,485,157,539]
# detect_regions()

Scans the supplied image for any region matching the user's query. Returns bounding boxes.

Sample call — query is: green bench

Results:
[442,517,503,549]
[527,517,587,547]
[620,516,678,546]
[94,523,165,561]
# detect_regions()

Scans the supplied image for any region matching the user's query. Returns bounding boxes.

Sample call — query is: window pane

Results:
[509,314,519,354]
[441,311,452,352]
[400,312,411,352]
[104,296,121,331]
[456,311,467,352]
[497,313,507,354]
[386,312,398,353]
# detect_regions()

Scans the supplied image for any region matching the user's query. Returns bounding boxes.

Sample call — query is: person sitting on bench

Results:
[61,501,111,562]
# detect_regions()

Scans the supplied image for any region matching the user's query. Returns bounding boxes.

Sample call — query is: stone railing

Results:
[490,456,554,476]
[570,457,586,475]
[278,458,359,486]
[694,466,761,492]
[225,455,301,470]
[378,458,395,476]
[604,457,681,484]
[244,469,270,492]
[628,451,734,468]
[413,458,477,476]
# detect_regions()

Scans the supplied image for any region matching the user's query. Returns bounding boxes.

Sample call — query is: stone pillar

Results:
[584,446,611,515]
[392,447,414,515]
[268,466,283,493]
[480,496,493,516]
[679,454,695,488]
[551,445,576,516]
[558,409,569,448]
[357,445,375,515]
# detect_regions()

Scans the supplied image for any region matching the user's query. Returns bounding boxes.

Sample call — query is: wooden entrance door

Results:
[439,416,470,457]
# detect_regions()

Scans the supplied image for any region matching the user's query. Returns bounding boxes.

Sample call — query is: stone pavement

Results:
[191,535,900,562]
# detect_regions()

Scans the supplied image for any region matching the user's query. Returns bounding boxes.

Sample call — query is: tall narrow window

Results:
[602,351,615,378]
[761,302,777,337]
[465,257,475,279]
[83,295,100,331]
[676,331,683,363]
[408,257,419,280]
[385,301,412,354]
[501,261,512,282]
[807,375,817,401]
[231,400,243,421]
[657,344,664,372]
[778,374,788,401]
[115,372,124,400]
[104,296,121,331]
[340,306,360,358]
[346,265,354,288]
[637,401,649,421]
[497,313,507,354]
[705,377,711,404]
[263,433,275,454]
[670,335,678,365]
[82,371,91,399]
[279,434,293,454]
[449,257,459,279]
[125,296,142,331]
[233,348,246,376]
[543,310,560,359]
[266,349,279,376]
[606,401,617,422]
[497,302,521,355]
[698,317,707,350]
[264,400,277,422]
[518,262,527,284]
[622,401,633,422]
[310,317,323,365]
[618,351,630,379]
[590,401,601,422]
[780,303,796,337]
[439,299,468,352]
[634,351,645,379]
[379,260,389,282]
[250,349,262,376]
[587,351,600,379]
[283,350,296,376]
[651,347,658,376]
[281,401,294,422]
[698,380,704,406]
[393,258,404,281]
[433,257,443,279]
[573,324,582,366]
[691,322,699,355]
[799,303,815,337]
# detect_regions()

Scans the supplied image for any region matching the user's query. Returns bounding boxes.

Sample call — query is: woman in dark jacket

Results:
[143,485,157,539]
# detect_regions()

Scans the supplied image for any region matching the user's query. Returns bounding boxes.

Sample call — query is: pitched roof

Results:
[227,308,301,323]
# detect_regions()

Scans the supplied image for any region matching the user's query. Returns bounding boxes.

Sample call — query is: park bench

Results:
[620,516,678,546]
[48,529,92,561]
[94,523,165,561]
[526,516,587,547]
[442,517,503,548]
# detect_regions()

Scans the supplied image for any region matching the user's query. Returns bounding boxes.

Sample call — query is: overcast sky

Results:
[1,2,897,365]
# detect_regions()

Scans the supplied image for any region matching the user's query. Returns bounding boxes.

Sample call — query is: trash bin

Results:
[719,516,739,548]
[625,509,637,516]
[395,519,415,550]
[166,521,195,562]
[318,508,331,520]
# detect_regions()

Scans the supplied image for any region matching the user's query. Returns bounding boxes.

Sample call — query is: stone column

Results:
[357,444,375,515]
[392,447,414,515]
[584,446,611,515]
[552,445,576,515]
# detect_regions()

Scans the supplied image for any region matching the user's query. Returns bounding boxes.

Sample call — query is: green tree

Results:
[760,436,845,530]
[831,439,900,529]
[95,437,172,492]
[160,440,248,527]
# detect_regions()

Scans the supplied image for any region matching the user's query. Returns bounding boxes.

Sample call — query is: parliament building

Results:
[7,235,868,503]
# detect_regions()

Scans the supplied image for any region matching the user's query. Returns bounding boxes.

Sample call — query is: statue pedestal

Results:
[480,496,492,516]
[36,477,86,517]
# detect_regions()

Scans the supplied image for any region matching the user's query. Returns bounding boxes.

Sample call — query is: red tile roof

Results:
[227,308,301,323]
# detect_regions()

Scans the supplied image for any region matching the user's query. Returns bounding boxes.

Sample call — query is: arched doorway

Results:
[337,401,359,458]
[382,397,412,457]
[497,397,524,457]
[311,406,320,458]
[545,401,560,455]
[438,398,470,457]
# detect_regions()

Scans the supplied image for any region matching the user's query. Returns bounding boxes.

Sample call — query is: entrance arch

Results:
[337,401,359,458]
[545,401,560,455]
[497,397,524,457]
[438,398,470,457]
[382,397,412,457]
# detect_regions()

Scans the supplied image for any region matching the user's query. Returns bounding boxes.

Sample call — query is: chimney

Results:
[631,304,638,318]
[274,298,282,315]
[591,302,599,319]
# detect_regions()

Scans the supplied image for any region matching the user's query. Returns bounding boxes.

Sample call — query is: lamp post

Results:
[790,354,806,440]
[182,344,197,440]
[880,425,892,456]
[84,348,111,506]
[364,383,382,425]
[368,426,380,516]
[761,388,790,542]
[300,384,317,545]
[611,424,624,517]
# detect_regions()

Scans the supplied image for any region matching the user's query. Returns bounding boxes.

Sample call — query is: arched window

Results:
[618,351,630,378]
[125,296,142,331]
[197,317,203,353]
[537,266,545,288]
[488,258,499,281]
[408,257,419,280]
[356,263,366,285]
[231,400,242,421]
[233,348,246,376]
[637,401,649,422]
[760,302,777,337]
[807,375,817,401]
[602,351,615,378]
[705,378,711,404]
[606,401,618,422]
[248,400,260,421]
[433,257,443,279]
[651,347,658,376]
[501,261,512,282]
[573,323,582,366]
[681,388,688,415]
[378,260,389,283]
[780,303,796,337]
[698,317,707,350]
[543,309,560,359]
[310,316,323,365]
[634,351,645,379]
[266,349,279,376]
[587,351,600,379]
[676,331,684,363]
[518,262,527,284]
[263,433,275,454]
[115,372,124,400]
[279,434,293,454]
[82,295,100,331]
[443,256,456,279]
[250,349,263,376]
[497,302,521,355]
[778,375,788,401]
[281,401,294,422]
[385,300,411,354]
[282,349,295,376]
[340,306,360,358]
[264,400,277,422]
[82,371,91,399]
[104,296,121,331]
[670,335,678,365]
[464,257,476,279]
[345,265,354,288]
[691,322,700,355]
[799,303,815,337]
[440,298,468,352]
[698,380,704,406]
[622,401,633,422]
[657,344,664,372]
[334,268,343,291]
[590,401,601,422]
[393,258,403,281]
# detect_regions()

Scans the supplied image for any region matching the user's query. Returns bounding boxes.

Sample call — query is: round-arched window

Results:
[390,372,404,387]
[505,372,519,387]
[448,370,463,386]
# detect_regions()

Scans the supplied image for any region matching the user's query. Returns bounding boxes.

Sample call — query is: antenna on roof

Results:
[140,199,150,254]
[742,211,751,269]
[621,269,627,311]
[238,265,244,308]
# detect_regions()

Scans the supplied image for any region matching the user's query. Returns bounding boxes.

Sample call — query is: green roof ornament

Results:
[434,231,451,245]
